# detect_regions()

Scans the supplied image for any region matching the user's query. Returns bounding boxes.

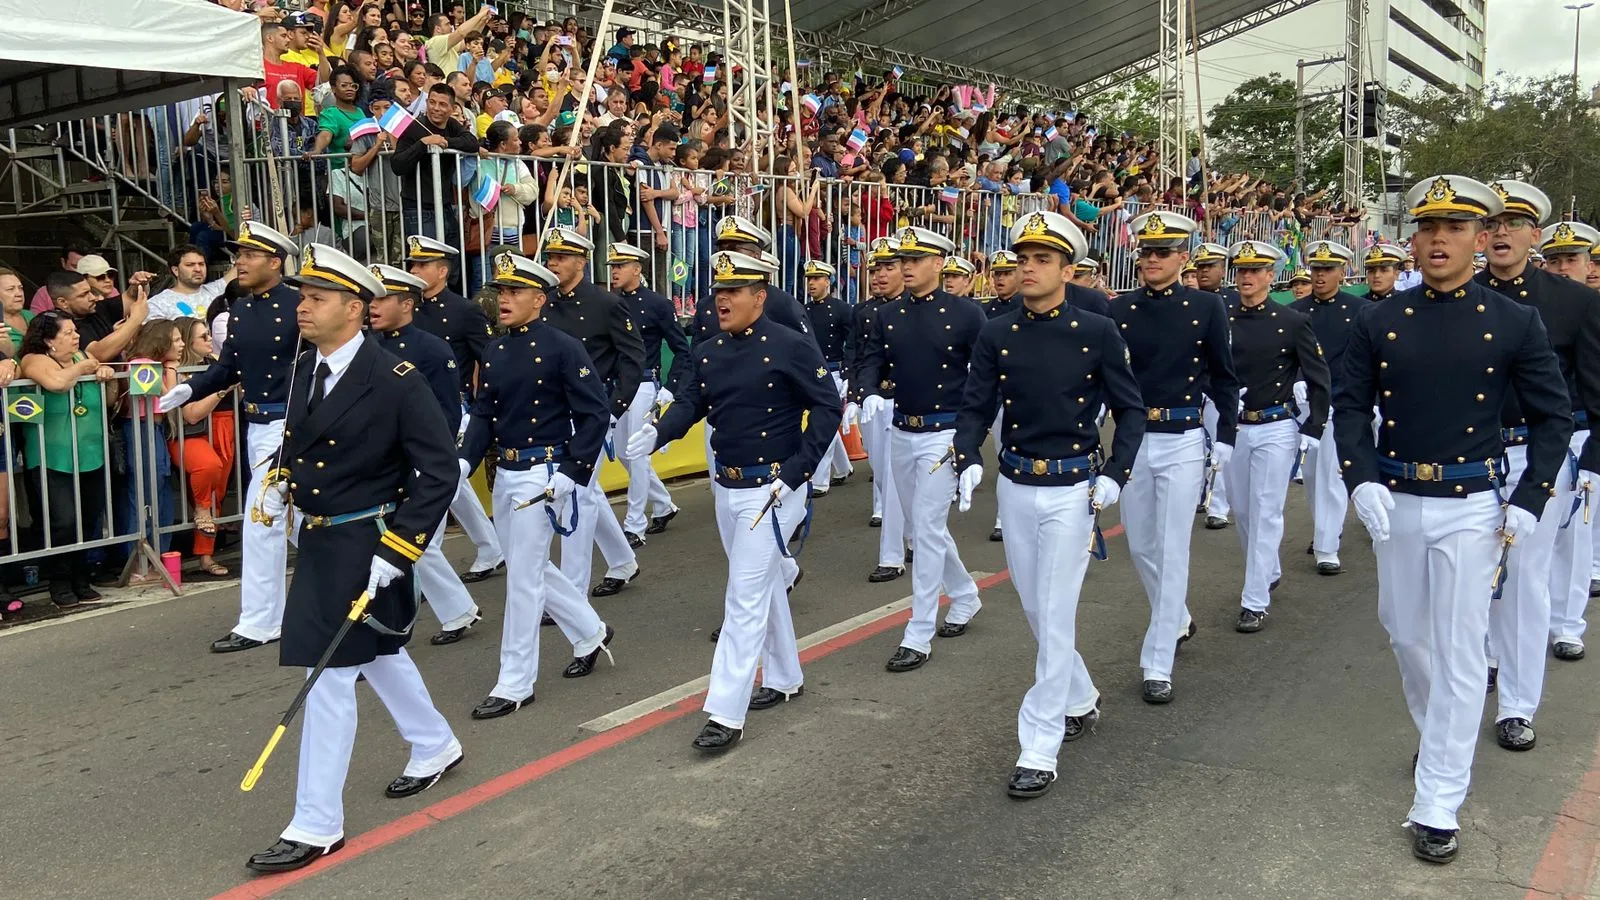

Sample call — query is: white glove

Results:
[259,480,288,520]
[860,395,888,424]
[457,458,471,484]
[366,555,403,596]
[1235,388,1247,415]
[957,464,983,512]
[843,402,860,426]
[1210,442,1234,471]
[655,387,674,407]
[1293,380,1308,410]
[156,383,193,414]
[625,424,658,460]
[1300,434,1319,451]
[1091,475,1121,508]
[547,471,577,501]
[1351,482,1394,543]
[1501,504,1538,543]
[770,479,797,505]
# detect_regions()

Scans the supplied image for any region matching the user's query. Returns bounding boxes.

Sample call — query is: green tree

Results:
[1078,75,1162,139]
[1204,74,1348,192]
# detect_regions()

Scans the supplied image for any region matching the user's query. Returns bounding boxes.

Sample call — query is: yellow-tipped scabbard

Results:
[241,725,287,792]
[929,447,955,474]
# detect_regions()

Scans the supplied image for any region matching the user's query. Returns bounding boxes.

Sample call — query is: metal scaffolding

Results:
[1156,0,1187,187]
[1341,0,1366,204]
[719,0,776,171]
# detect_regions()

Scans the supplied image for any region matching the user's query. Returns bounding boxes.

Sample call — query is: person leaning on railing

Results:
[168,317,237,578]
[16,312,116,608]
[119,321,186,560]
[0,268,21,617]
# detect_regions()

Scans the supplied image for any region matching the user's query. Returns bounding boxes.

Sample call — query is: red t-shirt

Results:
[262,56,316,109]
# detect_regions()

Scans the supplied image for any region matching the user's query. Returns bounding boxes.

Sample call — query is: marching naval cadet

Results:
[1363,243,1408,301]
[241,245,463,875]
[1291,239,1369,576]
[1542,220,1600,286]
[1114,211,1241,704]
[953,210,1145,799]
[1221,240,1330,633]
[538,226,647,598]
[942,255,976,297]
[368,264,483,646]
[1191,242,1239,304]
[1179,261,1200,290]
[980,250,1021,320]
[157,221,302,654]
[624,251,843,753]
[1072,256,1101,293]
[801,259,855,497]
[460,252,617,721]
[605,242,688,544]
[404,235,504,584]
[1591,243,1600,291]
[1193,241,1237,532]
[851,236,912,583]
[1475,185,1600,733]
[1287,268,1313,301]
[857,226,987,672]
[1336,174,1571,864]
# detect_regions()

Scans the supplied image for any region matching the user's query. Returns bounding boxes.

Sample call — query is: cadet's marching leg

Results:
[1550,431,1593,660]
[1487,443,1559,749]
[277,665,360,849]
[416,521,480,643]
[1128,431,1206,701]
[222,423,291,650]
[585,436,642,594]
[990,409,1005,541]
[867,404,907,582]
[1230,420,1298,630]
[889,428,978,668]
[1202,398,1231,528]
[1304,419,1346,574]
[361,648,463,794]
[451,477,504,581]
[621,381,668,539]
[480,471,554,714]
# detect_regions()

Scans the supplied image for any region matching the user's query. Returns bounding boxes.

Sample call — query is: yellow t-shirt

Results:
[474,112,493,139]
[424,34,460,73]
[280,50,320,115]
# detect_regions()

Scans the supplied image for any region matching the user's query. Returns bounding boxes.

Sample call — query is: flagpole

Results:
[539,0,618,240]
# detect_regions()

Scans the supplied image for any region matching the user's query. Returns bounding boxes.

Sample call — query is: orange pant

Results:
[170,411,236,557]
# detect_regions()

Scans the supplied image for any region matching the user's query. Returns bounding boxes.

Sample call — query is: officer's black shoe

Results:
[868,516,882,528]
[591,566,641,597]
[48,581,79,608]
[245,838,345,874]
[644,508,679,534]
[1063,707,1099,742]
[1316,561,1342,575]
[384,753,463,799]
[692,720,742,753]
[1411,752,1418,774]
[562,625,615,678]
[1142,680,1174,704]
[1495,717,1536,751]
[470,695,530,720]
[1176,620,1198,651]
[709,626,721,642]
[1270,578,1281,592]
[211,632,267,653]
[989,527,1004,542]
[1306,542,1315,555]
[904,548,914,563]
[1410,824,1459,864]
[749,685,803,710]
[1236,608,1267,633]
[541,612,556,627]
[429,615,482,646]
[1006,767,1056,799]
[831,473,850,486]
[459,560,505,583]
[1204,515,1229,530]
[1195,503,1207,515]
[885,647,929,672]
[937,618,972,638]
[788,568,803,593]
[1486,665,1499,695]
[625,532,645,549]
[1553,640,1587,661]
[868,565,904,583]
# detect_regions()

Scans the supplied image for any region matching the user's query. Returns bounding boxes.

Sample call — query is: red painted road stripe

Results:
[1527,729,1600,898]
[212,569,1013,899]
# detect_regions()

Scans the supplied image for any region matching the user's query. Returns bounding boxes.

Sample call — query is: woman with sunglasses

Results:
[169,317,237,578]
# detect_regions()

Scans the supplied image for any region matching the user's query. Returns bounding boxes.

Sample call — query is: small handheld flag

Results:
[801,94,820,117]
[939,186,959,205]
[1044,125,1059,142]
[348,117,381,140]
[376,103,415,137]
[129,362,162,397]
[472,174,500,213]
[703,64,717,80]
[846,127,868,152]
[889,65,904,81]
[6,394,42,423]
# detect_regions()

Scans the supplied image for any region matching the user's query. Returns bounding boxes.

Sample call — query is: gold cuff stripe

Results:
[380,530,423,562]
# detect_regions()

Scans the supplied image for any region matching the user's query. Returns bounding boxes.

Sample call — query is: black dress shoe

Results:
[211,632,267,653]
[937,618,971,638]
[692,719,742,753]
[869,516,882,527]
[1410,824,1459,864]
[1306,542,1315,555]
[867,565,904,583]
[1176,620,1198,651]
[1591,577,1600,598]
[1204,515,1229,530]
[749,685,803,710]
[904,548,914,563]
[70,579,102,602]
[885,647,929,672]
[1553,640,1587,661]
[1495,717,1536,751]
[430,615,482,645]
[562,625,615,678]
[541,612,555,627]
[591,567,641,597]
[384,754,463,798]
[1236,608,1267,633]
[245,837,346,874]
[1006,767,1056,799]
[989,527,1004,542]
[1195,503,1208,515]
[459,560,506,583]
[709,625,721,642]
[1063,707,1099,742]
[1142,679,1174,704]
[625,531,646,549]
[831,473,850,486]
[644,508,679,534]
[470,695,530,720]
[1486,665,1498,695]
[49,582,79,608]
[1316,561,1342,575]
[1270,578,1281,592]
[788,568,803,593]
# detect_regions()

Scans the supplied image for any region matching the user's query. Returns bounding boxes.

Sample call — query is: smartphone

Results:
[483,3,498,15]
[556,34,572,46]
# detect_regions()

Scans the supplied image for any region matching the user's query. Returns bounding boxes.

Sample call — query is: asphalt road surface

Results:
[1,467,1597,900]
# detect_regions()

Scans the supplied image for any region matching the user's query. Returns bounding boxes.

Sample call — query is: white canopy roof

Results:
[0,0,264,128]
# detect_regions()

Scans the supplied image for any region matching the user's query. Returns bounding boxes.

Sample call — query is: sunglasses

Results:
[1137,248,1179,259]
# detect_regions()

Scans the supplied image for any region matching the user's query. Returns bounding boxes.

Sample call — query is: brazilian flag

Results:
[129,362,162,396]
[7,394,42,422]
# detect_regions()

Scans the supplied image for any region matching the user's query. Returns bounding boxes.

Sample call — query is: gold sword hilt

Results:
[750,490,781,530]
[929,446,955,474]
[514,490,555,511]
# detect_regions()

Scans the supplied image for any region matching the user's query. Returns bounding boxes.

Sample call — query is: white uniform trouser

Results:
[236,421,293,642]
[1376,491,1501,832]
[1551,429,1593,643]
[560,436,638,591]
[1487,444,1560,723]
[999,477,1100,773]
[1225,420,1299,612]
[1303,418,1347,562]
[1123,429,1207,682]
[490,468,608,702]
[893,428,981,653]
[621,381,674,535]
[417,505,479,631]
[452,411,503,571]
[281,648,460,846]
[862,400,908,568]
[1202,398,1231,519]
[809,371,852,492]
[704,484,808,731]
[991,410,1005,531]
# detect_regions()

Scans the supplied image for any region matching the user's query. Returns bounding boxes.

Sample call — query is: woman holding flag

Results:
[777,156,823,296]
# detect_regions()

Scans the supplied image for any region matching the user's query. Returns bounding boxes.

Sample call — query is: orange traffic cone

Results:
[843,423,868,461]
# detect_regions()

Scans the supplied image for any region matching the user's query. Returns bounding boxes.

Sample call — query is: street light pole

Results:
[1570,3,1592,86]
[1565,2,1592,218]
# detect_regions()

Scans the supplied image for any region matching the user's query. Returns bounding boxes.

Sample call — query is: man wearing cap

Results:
[1192,242,1239,532]
[1291,239,1368,576]
[980,250,1021,320]
[857,226,988,672]
[624,250,843,753]
[1072,257,1101,292]
[242,244,463,875]
[954,210,1144,798]
[1363,243,1407,302]
[1475,183,1600,711]
[942,256,976,297]
[606,242,689,543]
[369,264,483,647]
[1541,221,1599,286]
[850,236,912,583]
[1287,269,1313,301]
[1114,211,1241,704]
[391,83,481,248]
[405,234,504,583]
[802,259,854,497]
[1191,242,1238,304]
[540,226,647,598]
[158,222,303,654]
[460,252,616,721]
[1222,240,1330,633]
[1336,175,1571,864]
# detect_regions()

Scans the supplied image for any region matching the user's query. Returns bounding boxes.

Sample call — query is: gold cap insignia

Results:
[714,254,736,278]
[718,218,739,237]
[239,222,253,241]
[300,244,316,269]
[1553,223,1576,243]
[1489,181,1508,201]
[1426,177,1455,205]
[495,253,517,277]
[1021,214,1049,237]
[407,235,423,254]
[900,226,919,246]
[1141,214,1165,236]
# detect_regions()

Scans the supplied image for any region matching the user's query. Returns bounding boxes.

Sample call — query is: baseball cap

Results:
[289,11,322,30]
[75,255,116,277]
[617,26,636,40]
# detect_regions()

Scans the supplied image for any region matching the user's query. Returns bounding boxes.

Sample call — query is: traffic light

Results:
[1362,83,1386,139]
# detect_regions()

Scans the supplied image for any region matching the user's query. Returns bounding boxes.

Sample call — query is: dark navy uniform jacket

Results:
[1229,299,1331,439]
[1113,281,1241,445]
[543,279,646,420]
[1477,264,1600,471]
[1067,283,1112,318]
[415,287,492,400]
[1290,289,1368,384]
[185,280,301,423]
[804,294,852,364]
[1334,278,1572,513]
[956,300,1145,487]
[856,288,987,427]
[617,285,691,388]
[460,319,610,486]
[374,323,460,423]
[686,283,817,350]
[978,294,1020,320]
[277,337,457,668]
[655,314,843,490]
[846,296,895,400]
[1367,289,1398,302]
